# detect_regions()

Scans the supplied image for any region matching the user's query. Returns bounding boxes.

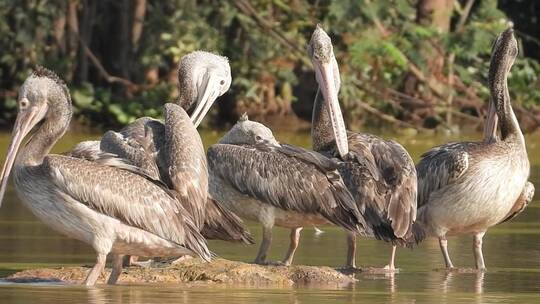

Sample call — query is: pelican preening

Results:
[416,28,532,270]
[0,67,211,286]
[308,25,420,270]
[71,51,253,246]
[0,27,533,287]
[208,114,363,265]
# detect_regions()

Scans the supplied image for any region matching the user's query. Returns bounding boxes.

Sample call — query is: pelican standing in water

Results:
[416,28,532,270]
[207,114,364,265]
[0,67,211,285]
[71,51,253,245]
[308,25,419,270]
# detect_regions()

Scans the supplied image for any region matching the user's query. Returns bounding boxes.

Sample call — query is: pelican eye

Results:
[220,80,225,86]
[19,99,29,109]
[255,135,262,141]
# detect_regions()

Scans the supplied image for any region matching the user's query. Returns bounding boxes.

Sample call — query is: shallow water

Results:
[0,129,539,303]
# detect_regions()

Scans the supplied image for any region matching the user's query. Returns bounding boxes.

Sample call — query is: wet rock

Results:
[5,258,356,287]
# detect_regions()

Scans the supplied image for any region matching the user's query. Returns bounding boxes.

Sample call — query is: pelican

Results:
[416,28,532,270]
[207,114,364,265]
[0,67,211,285]
[482,38,535,230]
[308,25,419,270]
[70,51,253,245]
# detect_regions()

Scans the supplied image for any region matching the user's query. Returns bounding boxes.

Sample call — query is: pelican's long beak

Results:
[264,138,281,147]
[483,98,498,143]
[190,74,221,128]
[0,103,46,207]
[313,59,349,158]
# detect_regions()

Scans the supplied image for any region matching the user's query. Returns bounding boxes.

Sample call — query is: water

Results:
[0,129,539,303]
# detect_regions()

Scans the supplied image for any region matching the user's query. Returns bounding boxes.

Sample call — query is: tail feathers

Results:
[182,211,213,262]
[184,221,214,262]
[364,207,425,248]
[386,174,420,247]
[411,221,426,244]
[396,221,426,248]
[324,179,366,234]
[202,196,255,245]
[370,223,397,244]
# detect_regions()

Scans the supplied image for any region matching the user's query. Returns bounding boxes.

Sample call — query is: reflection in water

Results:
[87,287,106,304]
[388,272,396,294]
[0,130,539,303]
[440,271,485,295]
[475,272,484,295]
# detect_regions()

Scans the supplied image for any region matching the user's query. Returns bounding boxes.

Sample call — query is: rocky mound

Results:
[5,258,356,287]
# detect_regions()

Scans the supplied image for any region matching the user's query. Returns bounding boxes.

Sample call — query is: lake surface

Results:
[0,129,539,303]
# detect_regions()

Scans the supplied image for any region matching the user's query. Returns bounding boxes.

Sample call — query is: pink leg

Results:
[384,245,397,271]
[107,254,124,285]
[439,236,454,269]
[84,253,106,286]
[473,231,486,270]
[254,225,273,264]
[281,227,303,266]
[345,231,357,269]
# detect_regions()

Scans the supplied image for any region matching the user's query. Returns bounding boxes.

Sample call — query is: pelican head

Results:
[307,25,348,157]
[218,113,279,146]
[178,51,232,128]
[0,66,71,207]
[490,28,518,79]
[484,28,519,141]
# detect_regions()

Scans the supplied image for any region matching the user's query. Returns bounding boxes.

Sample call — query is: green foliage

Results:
[0,0,538,129]
[71,82,171,127]
[328,0,539,126]
[0,0,64,123]
[509,59,540,107]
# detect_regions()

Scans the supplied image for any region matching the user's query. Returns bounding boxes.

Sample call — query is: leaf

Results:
[381,42,407,69]
[72,89,94,110]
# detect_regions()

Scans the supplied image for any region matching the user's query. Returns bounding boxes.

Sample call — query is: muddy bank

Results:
[4,258,356,287]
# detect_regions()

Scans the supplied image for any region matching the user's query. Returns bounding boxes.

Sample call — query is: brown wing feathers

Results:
[342,133,419,246]
[202,196,255,244]
[46,155,212,261]
[207,143,364,233]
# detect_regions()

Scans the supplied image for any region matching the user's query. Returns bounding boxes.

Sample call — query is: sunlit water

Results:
[0,129,539,303]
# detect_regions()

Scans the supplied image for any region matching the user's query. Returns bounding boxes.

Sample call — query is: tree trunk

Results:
[403,0,453,97]
[77,0,96,83]
[118,0,131,79]
[131,0,146,50]
[53,8,66,53]
[417,0,453,31]
[416,0,453,77]
[67,0,79,56]
[66,0,79,81]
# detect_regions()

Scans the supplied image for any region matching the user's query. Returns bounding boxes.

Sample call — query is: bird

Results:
[207,113,364,265]
[415,28,532,270]
[69,51,254,248]
[0,67,211,286]
[307,25,420,271]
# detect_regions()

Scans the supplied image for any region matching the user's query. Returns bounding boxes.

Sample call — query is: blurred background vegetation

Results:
[0,0,538,133]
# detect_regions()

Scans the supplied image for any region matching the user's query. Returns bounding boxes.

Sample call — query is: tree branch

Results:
[67,23,137,89]
[456,0,475,32]
[232,0,311,66]
[355,100,430,131]
[132,0,146,48]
